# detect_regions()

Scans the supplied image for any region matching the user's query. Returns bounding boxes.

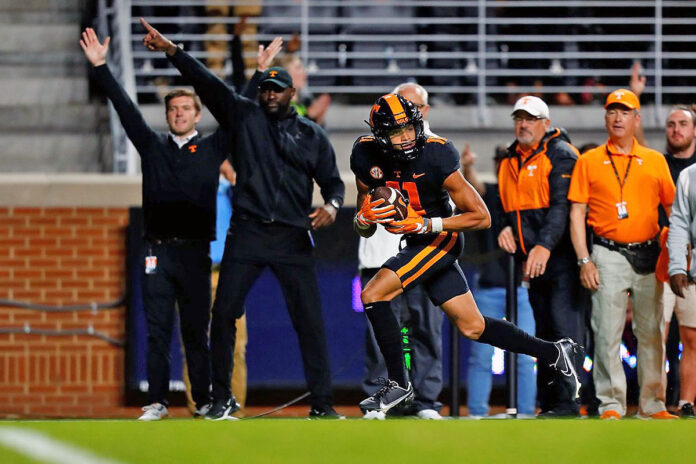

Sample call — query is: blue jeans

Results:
[467,286,537,416]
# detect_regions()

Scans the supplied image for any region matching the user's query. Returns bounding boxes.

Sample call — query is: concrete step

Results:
[0,10,81,23]
[0,24,80,53]
[0,77,88,105]
[0,51,87,77]
[0,104,104,132]
[0,0,82,10]
[0,134,105,172]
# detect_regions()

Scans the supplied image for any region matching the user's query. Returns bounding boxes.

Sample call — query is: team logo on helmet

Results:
[370,166,384,179]
[365,93,425,162]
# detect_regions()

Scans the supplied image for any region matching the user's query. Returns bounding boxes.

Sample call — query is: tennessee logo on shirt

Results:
[188,145,197,154]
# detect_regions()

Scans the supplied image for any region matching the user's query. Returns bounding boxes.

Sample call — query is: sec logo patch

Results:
[370,166,384,179]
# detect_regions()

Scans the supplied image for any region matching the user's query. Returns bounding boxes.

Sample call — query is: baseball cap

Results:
[511,96,550,119]
[259,66,293,89]
[604,89,640,111]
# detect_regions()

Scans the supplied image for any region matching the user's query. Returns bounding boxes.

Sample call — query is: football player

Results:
[350,93,583,416]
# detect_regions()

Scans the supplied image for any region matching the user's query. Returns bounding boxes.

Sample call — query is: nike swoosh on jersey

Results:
[413,172,426,178]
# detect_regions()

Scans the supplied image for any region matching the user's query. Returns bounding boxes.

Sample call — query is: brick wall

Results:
[0,207,129,417]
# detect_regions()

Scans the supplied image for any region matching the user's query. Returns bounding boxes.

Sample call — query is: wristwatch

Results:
[577,257,591,267]
[328,198,341,210]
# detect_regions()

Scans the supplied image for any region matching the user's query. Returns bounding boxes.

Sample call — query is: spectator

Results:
[497,96,583,417]
[80,28,230,421]
[568,89,677,420]
[465,146,537,419]
[142,19,346,420]
[667,162,696,418]
[360,83,444,420]
[274,52,331,125]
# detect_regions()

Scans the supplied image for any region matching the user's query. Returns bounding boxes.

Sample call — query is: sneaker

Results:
[416,409,443,420]
[637,410,679,420]
[680,403,695,418]
[600,410,621,420]
[536,407,580,419]
[138,403,168,421]
[193,403,212,418]
[205,397,241,421]
[359,378,414,414]
[309,406,346,420]
[551,338,583,401]
[363,410,386,420]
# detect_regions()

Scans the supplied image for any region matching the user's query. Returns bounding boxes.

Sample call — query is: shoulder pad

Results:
[426,136,448,145]
[359,135,376,144]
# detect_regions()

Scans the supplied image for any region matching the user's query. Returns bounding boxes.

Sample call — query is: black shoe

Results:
[309,406,346,420]
[536,407,580,419]
[193,402,212,419]
[359,378,414,414]
[680,403,695,418]
[205,397,241,421]
[551,338,583,402]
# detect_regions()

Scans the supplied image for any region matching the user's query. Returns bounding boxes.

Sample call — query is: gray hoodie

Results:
[668,163,696,279]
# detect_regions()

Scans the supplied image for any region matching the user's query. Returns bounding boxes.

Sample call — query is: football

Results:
[371,186,408,221]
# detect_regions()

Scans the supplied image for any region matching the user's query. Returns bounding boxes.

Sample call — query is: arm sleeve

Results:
[668,170,692,276]
[230,34,247,92]
[241,70,262,100]
[93,64,155,155]
[167,47,249,129]
[349,140,372,187]
[537,146,577,250]
[567,155,590,204]
[314,129,345,205]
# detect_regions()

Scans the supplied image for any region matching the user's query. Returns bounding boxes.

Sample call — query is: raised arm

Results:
[80,27,155,154]
[140,18,243,128]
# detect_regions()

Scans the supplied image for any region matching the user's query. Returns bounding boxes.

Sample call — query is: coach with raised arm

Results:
[140,19,345,420]
[80,27,231,421]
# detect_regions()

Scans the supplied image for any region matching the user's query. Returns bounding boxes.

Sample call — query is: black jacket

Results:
[94,64,230,241]
[168,48,345,229]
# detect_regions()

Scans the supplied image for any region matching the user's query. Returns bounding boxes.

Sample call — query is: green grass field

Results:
[1,418,695,464]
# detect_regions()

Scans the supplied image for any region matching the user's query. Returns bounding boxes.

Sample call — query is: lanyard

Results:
[605,147,633,203]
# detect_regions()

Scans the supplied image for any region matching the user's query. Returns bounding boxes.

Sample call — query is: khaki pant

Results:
[183,269,248,417]
[590,244,667,416]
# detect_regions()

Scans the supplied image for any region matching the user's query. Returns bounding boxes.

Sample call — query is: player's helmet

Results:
[367,93,425,162]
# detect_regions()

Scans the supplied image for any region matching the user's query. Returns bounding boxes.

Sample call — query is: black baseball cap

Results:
[259,67,293,89]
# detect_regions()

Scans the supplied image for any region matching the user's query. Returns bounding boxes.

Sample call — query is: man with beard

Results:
[141,19,346,420]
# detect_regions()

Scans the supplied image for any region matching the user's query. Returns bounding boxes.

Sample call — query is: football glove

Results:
[355,194,396,226]
[385,204,430,235]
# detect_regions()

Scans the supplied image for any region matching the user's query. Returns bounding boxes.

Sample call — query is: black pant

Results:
[210,219,333,408]
[528,253,585,412]
[141,240,212,408]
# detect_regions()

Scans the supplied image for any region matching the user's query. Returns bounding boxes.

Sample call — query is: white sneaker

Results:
[194,403,212,418]
[363,410,386,420]
[138,403,168,421]
[416,409,443,420]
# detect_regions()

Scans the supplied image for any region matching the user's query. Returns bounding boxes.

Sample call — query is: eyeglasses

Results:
[512,115,544,123]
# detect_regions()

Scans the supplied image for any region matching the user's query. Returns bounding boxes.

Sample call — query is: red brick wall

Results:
[0,207,129,417]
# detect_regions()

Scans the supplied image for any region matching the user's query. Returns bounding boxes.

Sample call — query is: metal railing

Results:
[118,1,696,124]
[98,0,139,174]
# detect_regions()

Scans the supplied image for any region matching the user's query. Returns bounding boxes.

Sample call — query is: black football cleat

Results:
[551,338,583,404]
[205,397,241,421]
[359,378,414,414]
[308,406,346,420]
[680,403,695,418]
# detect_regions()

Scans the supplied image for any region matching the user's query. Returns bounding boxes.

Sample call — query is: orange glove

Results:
[385,204,430,234]
[355,194,396,226]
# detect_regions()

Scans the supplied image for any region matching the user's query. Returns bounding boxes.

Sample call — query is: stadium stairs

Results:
[0,0,108,173]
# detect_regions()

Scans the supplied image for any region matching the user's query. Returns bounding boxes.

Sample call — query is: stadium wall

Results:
[0,206,128,417]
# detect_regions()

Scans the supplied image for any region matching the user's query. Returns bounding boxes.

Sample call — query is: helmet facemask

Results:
[367,94,426,162]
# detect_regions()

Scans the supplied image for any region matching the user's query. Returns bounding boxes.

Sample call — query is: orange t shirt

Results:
[567,138,675,243]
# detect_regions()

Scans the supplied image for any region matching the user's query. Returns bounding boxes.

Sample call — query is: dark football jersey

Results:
[350,135,460,218]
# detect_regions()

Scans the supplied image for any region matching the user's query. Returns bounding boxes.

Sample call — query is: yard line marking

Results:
[0,427,125,464]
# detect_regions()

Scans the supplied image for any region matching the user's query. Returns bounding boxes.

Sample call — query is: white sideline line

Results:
[0,427,125,464]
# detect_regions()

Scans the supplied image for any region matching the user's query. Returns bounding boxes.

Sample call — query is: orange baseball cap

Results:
[604,89,640,111]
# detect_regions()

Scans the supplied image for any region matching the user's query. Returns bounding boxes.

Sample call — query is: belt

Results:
[149,237,206,246]
[593,235,657,251]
